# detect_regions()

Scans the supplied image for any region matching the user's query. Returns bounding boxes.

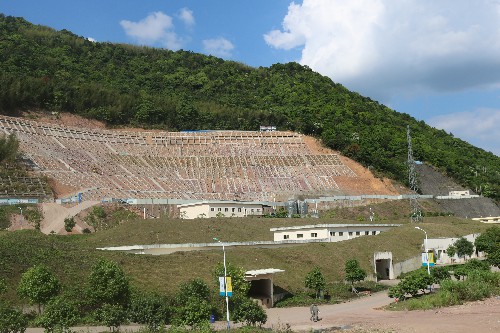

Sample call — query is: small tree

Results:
[63,217,76,232]
[454,237,474,261]
[475,226,500,267]
[94,304,127,332]
[487,249,500,268]
[177,279,211,303]
[17,264,61,314]
[85,206,107,230]
[174,279,214,327]
[446,244,457,262]
[129,292,171,332]
[304,266,326,298]
[35,296,79,333]
[86,259,130,308]
[475,226,500,254]
[344,259,367,291]
[0,302,28,333]
[232,298,267,326]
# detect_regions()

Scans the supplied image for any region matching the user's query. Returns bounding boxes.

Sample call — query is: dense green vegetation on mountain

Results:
[0,14,498,202]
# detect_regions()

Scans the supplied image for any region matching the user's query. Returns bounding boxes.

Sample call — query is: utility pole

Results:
[407,125,422,222]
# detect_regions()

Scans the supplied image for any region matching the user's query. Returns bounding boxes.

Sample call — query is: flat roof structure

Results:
[271,223,401,242]
[244,268,285,308]
[270,223,400,231]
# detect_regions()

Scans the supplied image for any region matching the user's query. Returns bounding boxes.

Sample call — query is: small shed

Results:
[245,268,285,308]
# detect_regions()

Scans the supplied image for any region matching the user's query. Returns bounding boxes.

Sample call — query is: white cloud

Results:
[178,8,195,27]
[428,108,500,155]
[87,37,96,43]
[203,37,234,58]
[120,11,182,50]
[264,0,500,102]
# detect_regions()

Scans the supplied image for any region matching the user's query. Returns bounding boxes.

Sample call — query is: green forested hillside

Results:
[0,14,498,202]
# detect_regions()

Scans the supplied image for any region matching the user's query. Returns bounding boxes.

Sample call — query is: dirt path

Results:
[23,293,499,333]
[264,291,500,332]
[40,201,99,234]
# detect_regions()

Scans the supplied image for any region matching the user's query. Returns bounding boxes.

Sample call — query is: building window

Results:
[218,208,221,212]
[238,208,241,212]
[349,232,353,236]
[297,234,303,238]
[311,233,318,238]
[225,208,229,212]
[339,232,344,236]
[365,231,369,235]
[232,208,235,212]
[284,235,289,239]
[356,231,360,236]
[330,231,336,236]
[210,208,214,212]
[372,231,377,235]
[251,209,254,212]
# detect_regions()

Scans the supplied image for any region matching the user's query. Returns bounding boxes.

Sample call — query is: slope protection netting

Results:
[0,115,356,201]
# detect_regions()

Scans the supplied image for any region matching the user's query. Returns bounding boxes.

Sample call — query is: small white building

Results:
[449,190,470,197]
[270,224,400,242]
[472,216,500,224]
[178,201,264,219]
[427,233,484,264]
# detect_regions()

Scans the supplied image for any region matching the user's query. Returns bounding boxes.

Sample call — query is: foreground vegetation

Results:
[1,14,499,202]
[0,259,268,333]
[388,226,500,310]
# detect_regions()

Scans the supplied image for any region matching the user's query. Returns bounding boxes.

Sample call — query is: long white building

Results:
[178,201,265,219]
[270,223,400,242]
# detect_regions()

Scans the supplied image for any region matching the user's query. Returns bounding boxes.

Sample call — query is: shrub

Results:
[63,217,75,232]
[430,266,450,284]
[0,302,28,333]
[94,304,127,332]
[388,268,432,300]
[232,298,267,326]
[35,296,79,333]
[129,292,171,332]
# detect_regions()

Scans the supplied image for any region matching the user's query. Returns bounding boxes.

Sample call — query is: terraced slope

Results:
[0,114,399,201]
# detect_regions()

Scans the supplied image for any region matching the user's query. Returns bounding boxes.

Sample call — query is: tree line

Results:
[0,14,498,202]
[0,259,267,333]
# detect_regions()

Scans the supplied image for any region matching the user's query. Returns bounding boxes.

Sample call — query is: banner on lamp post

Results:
[219,276,233,297]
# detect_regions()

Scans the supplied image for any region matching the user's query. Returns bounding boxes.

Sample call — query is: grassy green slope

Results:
[0,216,490,302]
[0,14,498,202]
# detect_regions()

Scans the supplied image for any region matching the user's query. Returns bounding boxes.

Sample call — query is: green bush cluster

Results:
[0,259,267,333]
[388,257,499,311]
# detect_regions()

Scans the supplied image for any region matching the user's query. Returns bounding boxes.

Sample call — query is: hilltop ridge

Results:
[0,14,498,203]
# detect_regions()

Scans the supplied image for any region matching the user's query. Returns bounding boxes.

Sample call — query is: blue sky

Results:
[1,0,499,156]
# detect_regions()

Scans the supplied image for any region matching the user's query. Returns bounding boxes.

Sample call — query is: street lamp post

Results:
[415,227,430,275]
[213,237,230,330]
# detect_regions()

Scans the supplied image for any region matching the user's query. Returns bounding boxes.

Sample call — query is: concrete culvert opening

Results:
[374,252,393,280]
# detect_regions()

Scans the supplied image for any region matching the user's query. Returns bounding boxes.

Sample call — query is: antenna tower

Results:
[407,125,422,222]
